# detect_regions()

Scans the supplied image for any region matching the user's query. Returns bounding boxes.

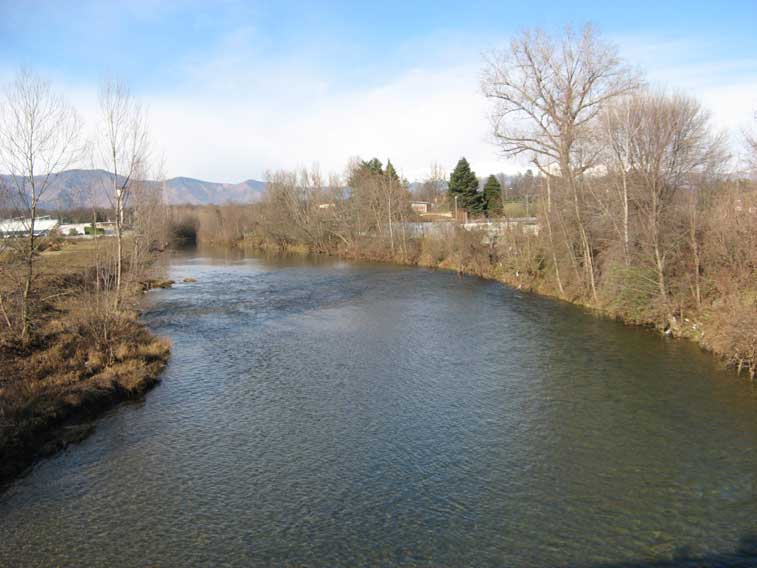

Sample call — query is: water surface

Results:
[1,248,755,566]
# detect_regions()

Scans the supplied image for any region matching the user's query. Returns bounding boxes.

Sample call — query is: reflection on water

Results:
[1,247,755,567]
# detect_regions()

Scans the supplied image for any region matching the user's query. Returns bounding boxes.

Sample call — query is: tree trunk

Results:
[650,189,668,311]
[91,206,103,315]
[544,176,565,296]
[569,173,598,303]
[621,168,630,265]
[654,240,667,300]
[21,199,37,339]
[387,182,395,257]
[688,198,702,308]
[114,189,123,310]
[0,293,12,330]
[558,154,598,303]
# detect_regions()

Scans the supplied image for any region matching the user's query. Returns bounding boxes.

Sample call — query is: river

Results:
[1,248,755,567]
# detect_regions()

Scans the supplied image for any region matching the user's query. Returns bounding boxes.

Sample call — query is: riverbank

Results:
[0,239,171,487]
[237,231,756,380]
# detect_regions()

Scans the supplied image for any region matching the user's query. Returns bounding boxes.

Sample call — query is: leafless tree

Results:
[417,163,447,205]
[129,158,168,284]
[482,24,641,302]
[600,98,640,264]
[745,131,757,176]
[0,181,14,330]
[537,173,565,295]
[0,69,82,338]
[482,25,640,175]
[96,79,150,308]
[624,92,725,311]
[259,169,327,250]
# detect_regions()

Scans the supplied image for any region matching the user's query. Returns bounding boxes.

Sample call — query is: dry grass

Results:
[704,292,757,379]
[0,238,171,485]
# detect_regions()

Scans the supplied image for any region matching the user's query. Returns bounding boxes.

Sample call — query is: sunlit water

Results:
[1,248,755,567]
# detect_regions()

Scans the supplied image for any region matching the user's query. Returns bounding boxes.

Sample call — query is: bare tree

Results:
[260,168,328,250]
[129,159,168,281]
[482,24,641,302]
[0,181,14,330]
[745,131,757,176]
[323,172,354,247]
[0,69,81,338]
[417,163,447,205]
[348,159,388,237]
[600,98,639,264]
[538,173,565,296]
[624,92,726,312]
[96,80,150,308]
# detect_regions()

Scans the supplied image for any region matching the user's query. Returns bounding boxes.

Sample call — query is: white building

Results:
[58,223,91,236]
[58,221,117,236]
[0,216,59,237]
[410,201,433,214]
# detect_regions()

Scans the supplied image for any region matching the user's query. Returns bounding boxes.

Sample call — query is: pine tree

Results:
[448,157,482,214]
[385,160,400,184]
[362,158,384,176]
[482,175,503,216]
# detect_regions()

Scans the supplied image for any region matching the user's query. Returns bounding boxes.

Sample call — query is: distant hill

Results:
[0,169,266,209]
[162,175,266,206]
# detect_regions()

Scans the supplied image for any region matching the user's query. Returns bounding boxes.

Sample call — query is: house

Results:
[0,216,59,238]
[96,221,117,235]
[410,200,433,214]
[61,221,117,236]
[58,223,91,236]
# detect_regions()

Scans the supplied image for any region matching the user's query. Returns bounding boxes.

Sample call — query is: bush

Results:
[601,262,663,323]
[705,293,757,378]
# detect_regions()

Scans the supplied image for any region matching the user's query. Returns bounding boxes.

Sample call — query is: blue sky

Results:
[2,0,756,181]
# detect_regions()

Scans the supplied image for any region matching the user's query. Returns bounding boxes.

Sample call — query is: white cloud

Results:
[143,60,516,183]
[149,32,757,182]
[6,30,755,183]
[615,34,757,137]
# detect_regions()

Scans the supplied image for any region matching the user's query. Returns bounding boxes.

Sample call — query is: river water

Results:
[1,249,755,567]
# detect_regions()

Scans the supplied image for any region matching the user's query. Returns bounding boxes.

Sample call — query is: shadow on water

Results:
[565,534,757,567]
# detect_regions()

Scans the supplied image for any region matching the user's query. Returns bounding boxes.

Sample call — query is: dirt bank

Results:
[0,239,171,487]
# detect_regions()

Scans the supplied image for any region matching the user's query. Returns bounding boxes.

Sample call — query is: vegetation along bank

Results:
[0,238,171,486]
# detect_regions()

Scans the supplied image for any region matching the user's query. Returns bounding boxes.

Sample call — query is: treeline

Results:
[0,71,167,339]
[170,25,756,378]
[0,71,170,481]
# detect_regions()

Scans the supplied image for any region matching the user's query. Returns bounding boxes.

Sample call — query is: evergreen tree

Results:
[448,157,482,214]
[362,158,384,176]
[482,174,503,216]
[385,160,400,184]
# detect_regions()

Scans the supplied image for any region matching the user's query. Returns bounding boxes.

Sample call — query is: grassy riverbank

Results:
[0,239,170,486]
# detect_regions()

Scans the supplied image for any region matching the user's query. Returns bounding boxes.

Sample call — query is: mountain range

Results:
[1,169,506,210]
[0,169,267,209]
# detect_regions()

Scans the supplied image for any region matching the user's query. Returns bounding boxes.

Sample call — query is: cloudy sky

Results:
[1,0,756,182]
